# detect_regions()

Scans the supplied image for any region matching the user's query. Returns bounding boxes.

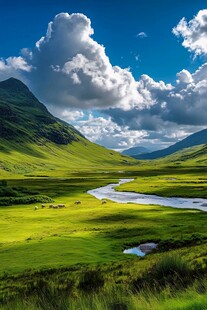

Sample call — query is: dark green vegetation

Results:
[134,128,207,159]
[1,78,207,308]
[0,181,52,206]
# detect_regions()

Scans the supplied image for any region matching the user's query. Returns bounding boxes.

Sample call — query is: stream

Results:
[87,179,207,212]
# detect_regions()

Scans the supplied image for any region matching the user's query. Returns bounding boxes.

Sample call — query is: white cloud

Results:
[136,32,148,38]
[173,9,207,56]
[176,69,193,84]
[0,56,32,81]
[22,13,149,111]
[75,113,148,150]
[61,110,84,122]
[103,61,207,145]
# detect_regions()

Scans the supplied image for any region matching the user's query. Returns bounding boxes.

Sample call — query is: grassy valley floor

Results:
[1,163,207,309]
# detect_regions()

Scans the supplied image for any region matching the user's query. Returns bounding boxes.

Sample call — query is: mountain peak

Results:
[0,77,83,145]
[0,77,30,92]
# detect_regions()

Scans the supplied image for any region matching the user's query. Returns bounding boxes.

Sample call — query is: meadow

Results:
[1,161,207,309]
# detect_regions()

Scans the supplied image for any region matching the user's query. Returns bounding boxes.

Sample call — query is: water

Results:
[87,179,207,212]
[123,243,157,257]
[123,247,145,257]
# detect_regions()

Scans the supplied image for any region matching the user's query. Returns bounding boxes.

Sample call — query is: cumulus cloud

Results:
[21,12,148,111]
[75,113,148,150]
[0,56,32,80]
[173,9,207,56]
[104,62,207,133]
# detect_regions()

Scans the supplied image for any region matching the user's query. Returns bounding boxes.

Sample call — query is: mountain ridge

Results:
[133,129,207,160]
[0,77,83,144]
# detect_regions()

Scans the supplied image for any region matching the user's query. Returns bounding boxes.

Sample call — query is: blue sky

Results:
[1,0,206,81]
[1,0,207,150]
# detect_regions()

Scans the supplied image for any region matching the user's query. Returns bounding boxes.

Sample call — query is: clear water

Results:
[123,243,157,257]
[123,247,145,257]
[88,179,207,212]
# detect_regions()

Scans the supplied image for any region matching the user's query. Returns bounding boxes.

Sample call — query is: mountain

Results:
[122,146,151,156]
[134,129,207,160]
[0,77,83,144]
[156,143,207,166]
[0,78,135,176]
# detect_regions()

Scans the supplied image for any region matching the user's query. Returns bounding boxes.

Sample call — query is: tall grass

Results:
[133,254,196,292]
[1,254,206,310]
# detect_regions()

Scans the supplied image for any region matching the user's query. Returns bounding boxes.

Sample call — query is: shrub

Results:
[1,180,7,187]
[78,270,105,293]
[151,254,192,286]
[109,302,127,310]
[28,279,71,310]
[133,254,195,291]
[0,195,53,206]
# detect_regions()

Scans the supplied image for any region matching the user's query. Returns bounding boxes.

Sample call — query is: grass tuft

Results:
[78,270,105,293]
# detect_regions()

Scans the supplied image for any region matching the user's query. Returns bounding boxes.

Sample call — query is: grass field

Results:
[1,163,207,309]
[1,142,207,308]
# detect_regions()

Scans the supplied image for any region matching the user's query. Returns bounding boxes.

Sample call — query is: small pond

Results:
[123,243,157,257]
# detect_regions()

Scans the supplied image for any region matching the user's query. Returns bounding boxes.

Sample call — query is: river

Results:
[88,179,207,212]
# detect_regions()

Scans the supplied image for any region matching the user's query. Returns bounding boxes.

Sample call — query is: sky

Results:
[1,0,207,150]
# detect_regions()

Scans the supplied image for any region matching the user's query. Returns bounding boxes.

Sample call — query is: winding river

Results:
[88,179,207,212]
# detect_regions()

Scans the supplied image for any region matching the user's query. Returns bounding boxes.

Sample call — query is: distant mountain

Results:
[122,146,151,156]
[135,129,207,160]
[0,78,135,176]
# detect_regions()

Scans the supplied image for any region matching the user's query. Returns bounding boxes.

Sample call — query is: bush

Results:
[109,302,127,310]
[0,195,53,206]
[151,254,192,286]
[1,180,7,187]
[133,254,195,291]
[78,270,105,293]
[26,279,74,310]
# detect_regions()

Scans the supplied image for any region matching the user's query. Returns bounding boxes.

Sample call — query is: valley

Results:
[1,164,207,309]
[1,78,207,309]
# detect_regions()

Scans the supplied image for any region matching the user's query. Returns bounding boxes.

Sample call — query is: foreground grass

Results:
[1,162,207,308]
[2,254,207,310]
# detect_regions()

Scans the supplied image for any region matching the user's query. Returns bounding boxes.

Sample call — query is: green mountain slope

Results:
[0,78,83,144]
[0,78,136,177]
[134,128,207,160]
[156,143,207,166]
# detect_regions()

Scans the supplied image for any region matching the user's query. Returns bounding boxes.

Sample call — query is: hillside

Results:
[156,143,207,166]
[134,128,207,160]
[0,78,83,144]
[0,78,136,177]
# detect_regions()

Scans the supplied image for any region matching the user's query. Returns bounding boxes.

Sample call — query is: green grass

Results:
[1,176,207,275]
[1,139,207,308]
[117,166,207,198]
